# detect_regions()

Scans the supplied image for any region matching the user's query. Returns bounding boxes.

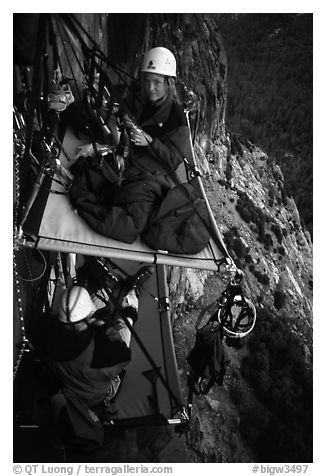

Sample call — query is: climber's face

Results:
[143,73,168,103]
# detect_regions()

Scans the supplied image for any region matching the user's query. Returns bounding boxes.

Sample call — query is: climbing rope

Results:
[13,113,30,380]
[13,251,29,381]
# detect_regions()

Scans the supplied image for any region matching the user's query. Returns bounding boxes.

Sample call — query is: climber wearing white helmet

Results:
[30,265,154,419]
[70,46,192,245]
[127,46,182,149]
[138,46,177,105]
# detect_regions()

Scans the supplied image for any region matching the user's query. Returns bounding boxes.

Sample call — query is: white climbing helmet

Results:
[233,295,243,305]
[58,286,96,324]
[141,47,177,77]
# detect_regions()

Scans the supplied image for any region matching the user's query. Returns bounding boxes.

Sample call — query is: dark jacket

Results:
[129,93,191,175]
[69,93,191,244]
[30,312,131,407]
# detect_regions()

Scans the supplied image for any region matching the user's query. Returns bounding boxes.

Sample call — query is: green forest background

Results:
[216,13,313,237]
